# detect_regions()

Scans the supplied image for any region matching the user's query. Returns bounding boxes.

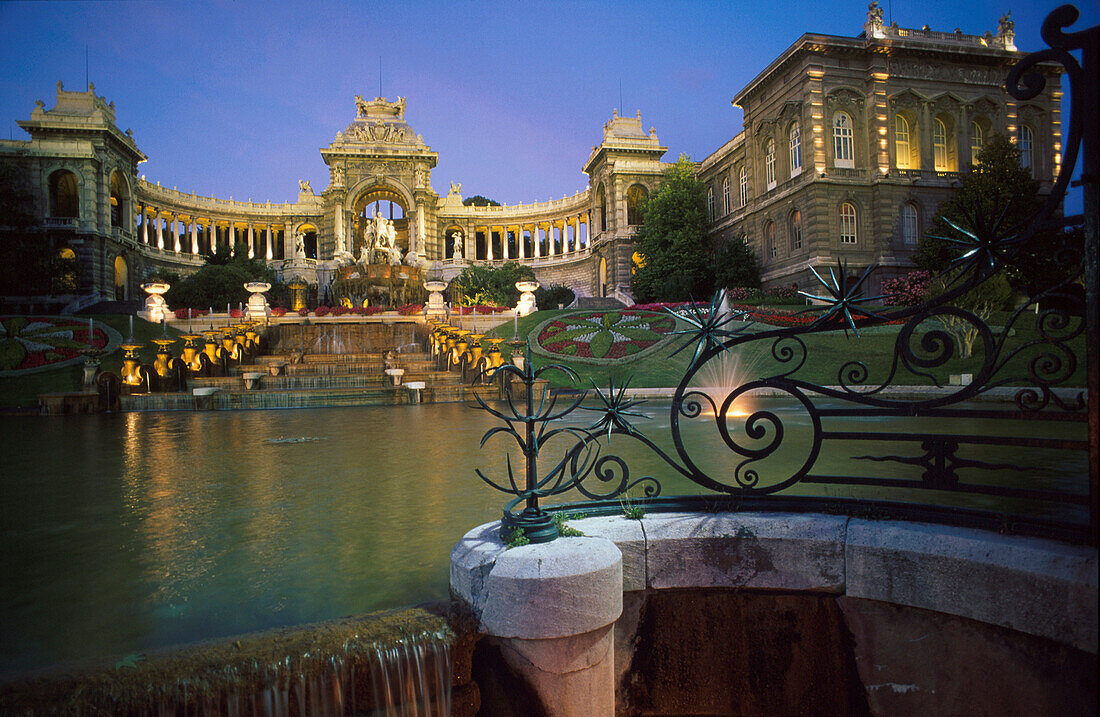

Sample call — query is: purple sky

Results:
[1,1,1094,210]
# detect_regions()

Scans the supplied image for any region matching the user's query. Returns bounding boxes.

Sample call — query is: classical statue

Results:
[355,94,368,118]
[294,231,305,257]
[298,179,312,194]
[451,231,463,260]
[449,182,461,196]
[998,12,1014,35]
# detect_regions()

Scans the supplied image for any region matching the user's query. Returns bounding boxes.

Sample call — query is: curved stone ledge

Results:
[450,512,1097,654]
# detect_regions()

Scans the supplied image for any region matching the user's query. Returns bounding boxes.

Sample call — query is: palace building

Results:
[0,4,1060,311]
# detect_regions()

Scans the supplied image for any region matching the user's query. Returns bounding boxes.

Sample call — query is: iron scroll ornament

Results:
[473,6,1095,542]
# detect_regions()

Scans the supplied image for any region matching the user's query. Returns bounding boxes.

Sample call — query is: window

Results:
[765,138,776,189]
[627,184,648,225]
[766,221,777,258]
[833,112,854,168]
[707,187,715,220]
[790,210,803,250]
[1019,125,1034,173]
[901,204,919,245]
[895,116,911,169]
[738,167,747,207]
[49,170,80,218]
[722,176,731,215]
[840,203,857,244]
[789,123,802,176]
[970,121,984,163]
[933,118,949,171]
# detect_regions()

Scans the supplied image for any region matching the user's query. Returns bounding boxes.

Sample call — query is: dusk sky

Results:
[2,0,1094,209]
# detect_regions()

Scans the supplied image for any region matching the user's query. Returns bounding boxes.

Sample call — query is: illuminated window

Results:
[833,112,854,168]
[933,118,949,171]
[765,138,776,189]
[790,210,802,250]
[970,121,984,163]
[1019,125,1034,173]
[738,167,747,207]
[901,204,919,245]
[789,123,802,176]
[895,116,911,169]
[840,203,857,244]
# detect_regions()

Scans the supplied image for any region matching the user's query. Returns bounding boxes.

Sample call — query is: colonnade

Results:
[459,213,592,261]
[133,202,290,261]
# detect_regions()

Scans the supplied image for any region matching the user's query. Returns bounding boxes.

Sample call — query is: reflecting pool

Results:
[0,400,1086,673]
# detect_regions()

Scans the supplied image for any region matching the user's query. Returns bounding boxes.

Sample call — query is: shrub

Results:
[882,270,934,306]
[270,307,287,317]
[314,305,331,317]
[535,284,575,309]
[397,303,423,315]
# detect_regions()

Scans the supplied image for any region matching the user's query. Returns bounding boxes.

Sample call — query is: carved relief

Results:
[889,61,1002,86]
[826,87,865,110]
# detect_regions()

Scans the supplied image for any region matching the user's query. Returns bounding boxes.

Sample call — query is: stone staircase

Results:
[119,347,472,411]
[573,296,627,310]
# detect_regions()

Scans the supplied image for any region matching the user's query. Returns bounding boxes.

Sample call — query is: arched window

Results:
[789,123,802,176]
[901,204,919,245]
[840,203,857,244]
[833,112,854,168]
[109,171,128,229]
[722,176,731,215]
[597,184,607,232]
[764,138,776,189]
[789,210,803,251]
[970,121,984,163]
[1019,125,1034,173]
[933,118,949,171]
[707,187,715,220]
[895,116,912,170]
[49,170,79,218]
[765,221,777,259]
[627,184,648,225]
[738,167,747,207]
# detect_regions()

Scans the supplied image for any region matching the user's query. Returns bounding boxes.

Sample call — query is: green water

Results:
[0,400,1086,673]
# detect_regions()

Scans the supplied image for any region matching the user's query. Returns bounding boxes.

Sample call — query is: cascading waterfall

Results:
[0,618,455,717]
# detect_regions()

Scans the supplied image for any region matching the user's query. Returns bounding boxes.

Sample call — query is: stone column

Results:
[247,223,255,258]
[549,224,556,257]
[170,214,179,253]
[452,528,622,717]
[190,220,199,254]
[209,222,217,253]
[284,221,294,258]
[487,226,494,261]
[519,227,527,260]
[229,223,235,256]
[155,211,163,250]
[141,206,149,244]
[534,226,542,258]
[266,225,273,260]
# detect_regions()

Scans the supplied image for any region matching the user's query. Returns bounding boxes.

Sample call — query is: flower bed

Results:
[537,310,676,360]
[0,317,108,371]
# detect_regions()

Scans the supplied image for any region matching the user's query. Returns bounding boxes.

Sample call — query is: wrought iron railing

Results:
[474,6,1098,545]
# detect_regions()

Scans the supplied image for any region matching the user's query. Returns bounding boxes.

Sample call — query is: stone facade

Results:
[0,7,1059,308]
[697,6,1061,294]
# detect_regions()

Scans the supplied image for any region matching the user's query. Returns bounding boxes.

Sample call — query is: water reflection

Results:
[0,400,1085,673]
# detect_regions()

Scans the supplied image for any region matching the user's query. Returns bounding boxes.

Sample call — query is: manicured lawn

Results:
[487,307,1087,391]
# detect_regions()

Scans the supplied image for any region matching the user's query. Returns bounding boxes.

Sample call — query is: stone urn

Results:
[515,280,540,317]
[425,280,448,318]
[245,281,271,320]
[141,282,171,322]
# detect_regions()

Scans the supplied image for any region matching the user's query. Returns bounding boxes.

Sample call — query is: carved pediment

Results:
[826,87,865,110]
[930,91,965,112]
[889,89,927,110]
[779,101,803,121]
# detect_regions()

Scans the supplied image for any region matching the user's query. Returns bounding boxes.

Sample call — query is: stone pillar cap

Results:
[482,536,622,640]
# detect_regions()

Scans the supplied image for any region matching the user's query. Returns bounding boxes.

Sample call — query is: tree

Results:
[914,133,1066,297]
[462,195,501,207]
[631,155,759,302]
[165,244,279,309]
[0,163,79,296]
[450,261,535,306]
[928,269,1014,359]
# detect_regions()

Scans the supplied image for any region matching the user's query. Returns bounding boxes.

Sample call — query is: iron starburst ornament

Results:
[666,291,752,369]
[583,377,649,441]
[799,260,888,336]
